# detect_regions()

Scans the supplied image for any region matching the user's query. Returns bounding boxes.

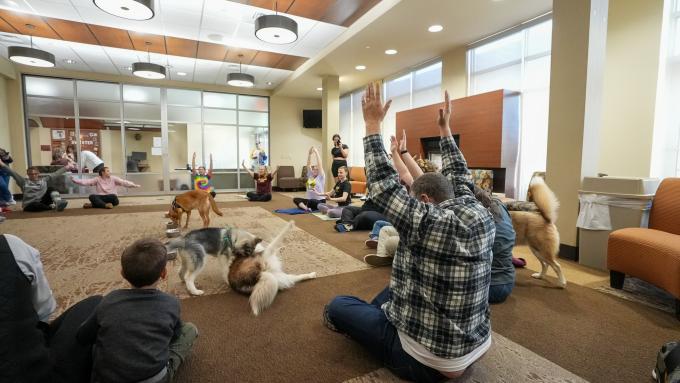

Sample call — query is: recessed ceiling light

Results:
[176,72,187,76]
[63,58,76,64]
[385,49,398,55]
[365,45,371,49]
[355,65,366,71]
[266,81,272,85]
[207,33,223,42]
[428,25,443,33]
[316,87,322,91]
[93,0,154,20]
[122,66,132,71]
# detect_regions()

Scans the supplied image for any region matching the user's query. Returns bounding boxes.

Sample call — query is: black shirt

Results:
[331,144,349,158]
[332,180,352,206]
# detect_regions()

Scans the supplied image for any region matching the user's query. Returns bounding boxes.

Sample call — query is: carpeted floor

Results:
[2,192,679,383]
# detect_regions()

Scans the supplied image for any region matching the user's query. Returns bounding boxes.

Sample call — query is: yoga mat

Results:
[313,212,340,221]
[274,208,311,215]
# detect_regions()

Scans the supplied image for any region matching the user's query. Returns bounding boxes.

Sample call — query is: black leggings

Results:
[340,207,387,230]
[293,198,325,210]
[246,192,272,202]
[88,194,119,208]
[24,187,58,212]
[332,159,347,178]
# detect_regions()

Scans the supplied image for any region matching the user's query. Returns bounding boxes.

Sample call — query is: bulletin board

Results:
[51,128,101,157]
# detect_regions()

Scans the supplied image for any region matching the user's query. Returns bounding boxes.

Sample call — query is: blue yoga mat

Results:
[273,208,313,215]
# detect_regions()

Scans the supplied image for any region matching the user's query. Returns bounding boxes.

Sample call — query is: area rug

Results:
[60,192,248,209]
[592,277,677,314]
[344,332,588,383]
[0,206,369,315]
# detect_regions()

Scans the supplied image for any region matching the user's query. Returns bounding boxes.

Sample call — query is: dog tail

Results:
[249,271,278,316]
[209,194,223,216]
[165,237,186,252]
[529,177,559,223]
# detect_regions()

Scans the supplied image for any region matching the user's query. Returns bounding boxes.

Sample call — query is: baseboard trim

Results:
[558,244,579,261]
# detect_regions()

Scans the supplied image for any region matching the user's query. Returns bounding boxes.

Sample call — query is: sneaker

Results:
[55,200,68,211]
[104,203,113,209]
[83,202,92,209]
[363,254,394,267]
[364,238,378,249]
[334,223,348,233]
[7,198,16,206]
[322,305,340,333]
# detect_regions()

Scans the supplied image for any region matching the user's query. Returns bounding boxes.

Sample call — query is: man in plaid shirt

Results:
[324,84,495,382]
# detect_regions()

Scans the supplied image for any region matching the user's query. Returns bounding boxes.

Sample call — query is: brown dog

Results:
[508,177,567,288]
[166,190,223,228]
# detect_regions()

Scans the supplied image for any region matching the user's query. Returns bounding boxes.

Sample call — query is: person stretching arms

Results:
[70,167,141,209]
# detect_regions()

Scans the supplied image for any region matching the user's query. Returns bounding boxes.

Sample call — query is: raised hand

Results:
[399,129,407,152]
[390,135,398,153]
[437,90,451,130]
[361,82,392,135]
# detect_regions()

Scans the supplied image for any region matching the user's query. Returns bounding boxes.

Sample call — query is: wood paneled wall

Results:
[396,90,520,197]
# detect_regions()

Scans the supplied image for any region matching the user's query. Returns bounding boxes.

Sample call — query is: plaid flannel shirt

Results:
[364,133,495,358]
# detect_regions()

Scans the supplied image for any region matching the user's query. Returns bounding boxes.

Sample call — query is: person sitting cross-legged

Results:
[316,166,351,218]
[0,158,69,212]
[71,166,141,209]
[324,84,496,382]
[241,160,277,202]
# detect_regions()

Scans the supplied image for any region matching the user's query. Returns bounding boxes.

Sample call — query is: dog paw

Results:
[531,272,543,279]
[309,272,317,279]
[190,289,205,296]
[557,280,567,289]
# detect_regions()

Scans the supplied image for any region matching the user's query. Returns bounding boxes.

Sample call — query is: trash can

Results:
[577,176,660,270]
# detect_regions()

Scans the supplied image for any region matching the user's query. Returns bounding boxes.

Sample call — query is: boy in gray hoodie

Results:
[0,159,68,212]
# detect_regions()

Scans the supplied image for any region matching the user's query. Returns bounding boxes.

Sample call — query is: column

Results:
[321,75,340,190]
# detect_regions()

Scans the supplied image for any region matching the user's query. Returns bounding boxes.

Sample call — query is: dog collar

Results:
[221,227,234,254]
[172,197,185,211]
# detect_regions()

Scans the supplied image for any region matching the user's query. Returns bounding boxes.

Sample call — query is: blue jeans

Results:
[369,220,392,240]
[0,171,11,204]
[488,283,513,304]
[326,287,446,383]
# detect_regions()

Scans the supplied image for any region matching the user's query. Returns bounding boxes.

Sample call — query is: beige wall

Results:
[441,46,468,99]
[269,95,322,177]
[0,76,11,157]
[598,0,664,177]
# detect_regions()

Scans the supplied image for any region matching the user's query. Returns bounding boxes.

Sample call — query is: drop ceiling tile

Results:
[25,0,78,20]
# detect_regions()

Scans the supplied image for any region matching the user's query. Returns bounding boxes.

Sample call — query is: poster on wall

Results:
[51,129,66,140]
[51,128,101,159]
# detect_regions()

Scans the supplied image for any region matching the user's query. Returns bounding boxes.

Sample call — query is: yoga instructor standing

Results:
[330,134,349,182]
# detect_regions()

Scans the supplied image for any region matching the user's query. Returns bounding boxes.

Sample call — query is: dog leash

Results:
[220,226,234,254]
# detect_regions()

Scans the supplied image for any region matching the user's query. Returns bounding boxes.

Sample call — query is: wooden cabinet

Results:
[395,89,520,198]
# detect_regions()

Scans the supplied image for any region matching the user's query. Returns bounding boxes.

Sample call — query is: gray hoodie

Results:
[1,165,67,207]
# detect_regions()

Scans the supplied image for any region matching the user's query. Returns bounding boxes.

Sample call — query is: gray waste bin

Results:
[577,176,660,270]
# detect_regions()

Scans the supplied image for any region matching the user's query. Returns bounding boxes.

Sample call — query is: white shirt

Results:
[398,330,492,373]
[80,150,103,170]
[6,234,56,322]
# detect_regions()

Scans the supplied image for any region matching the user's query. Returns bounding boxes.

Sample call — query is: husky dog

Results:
[166,221,316,315]
[507,177,567,288]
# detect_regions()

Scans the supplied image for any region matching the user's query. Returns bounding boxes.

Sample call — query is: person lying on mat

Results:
[324,85,495,382]
[77,239,198,383]
[192,152,216,198]
[293,147,326,211]
[0,234,102,383]
[316,166,351,218]
[241,160,277,202]
[70,166,141,209]
[0,158,69,212]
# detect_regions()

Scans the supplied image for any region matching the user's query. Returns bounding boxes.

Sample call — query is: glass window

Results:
[123,85,160,104]
[26,97,75,116]
[25,77,73,98]
[124,103,161,121]
[238,95,268,111]
[168,106,201,123]
[203,92,236,109]
[78,100,121,120]
[472,32,523,72]
[239,111,268,126]
[167,88,201,106]
[204,125,238,170]
[413,61,442,107]
[77,81,120,101]
[239,126,269,171]
[204,108,237,124]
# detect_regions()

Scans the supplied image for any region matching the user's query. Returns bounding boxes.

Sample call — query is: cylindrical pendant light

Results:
[132,62,166,79]
[227,72,255,87]
[255,14,298,44]
[8,46,55,67]
[93,0,155,20]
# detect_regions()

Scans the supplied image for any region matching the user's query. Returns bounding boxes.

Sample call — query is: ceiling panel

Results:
[128,30,166,54]
[288,0,334,21]
[250,51,283,68]
[225,46,257,65]
[0,9,60,39]
[165,36,197,58]
[87,24,133,50]
[0,15,17,33]
[45,16,97,44]
[193,58,222,84]
[196,41,227,62]
[25,0,78,20]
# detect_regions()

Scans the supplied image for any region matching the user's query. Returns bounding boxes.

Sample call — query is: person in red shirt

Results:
[241,161,278,202]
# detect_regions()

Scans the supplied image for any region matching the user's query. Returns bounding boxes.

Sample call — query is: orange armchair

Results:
[607,178,680,319]
[349,166,367,195]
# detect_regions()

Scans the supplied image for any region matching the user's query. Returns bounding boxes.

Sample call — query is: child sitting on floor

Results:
[77,238,198,383]
[241,161,277,202]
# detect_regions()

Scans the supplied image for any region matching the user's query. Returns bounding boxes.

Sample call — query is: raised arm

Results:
[191,152,197,175]
[0,159,25,188]
[208,154,213,177]
[398,130,424,181]
[438,91,474,198]
[313,148,325,177]
[270,167,278,179]
[389,136,414,186]
[45,166,68,181]
[70,175,98,186]
[241,160,255,177]
[112,176,140,188]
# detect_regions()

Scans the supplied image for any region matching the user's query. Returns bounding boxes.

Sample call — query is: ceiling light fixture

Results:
[8,30,55,68]
[176,72,187,76]
[93,0,154,20]
[63,58,76,64]
[254,1,298,44]
[428,25,443,32]
[131,41,166,79]
[316,87,322,91]
[385,49,398,55]
[355,65,366,71]
[227,54,254,87]
[266,81,273,85]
